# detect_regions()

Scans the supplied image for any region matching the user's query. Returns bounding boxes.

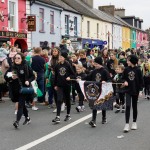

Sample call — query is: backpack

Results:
[0,61,5,84]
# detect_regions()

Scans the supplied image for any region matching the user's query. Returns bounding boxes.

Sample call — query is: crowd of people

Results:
[0,39,150,133]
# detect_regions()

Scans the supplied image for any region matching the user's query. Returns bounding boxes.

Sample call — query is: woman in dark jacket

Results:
[7,52,35,129]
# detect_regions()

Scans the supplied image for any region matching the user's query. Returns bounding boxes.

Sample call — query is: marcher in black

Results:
[84,56,111,127]
[122,55,143,132]
[10,53,35,129]
[52,52,75,123]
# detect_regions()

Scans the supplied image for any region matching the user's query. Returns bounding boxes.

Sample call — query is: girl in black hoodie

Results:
[8,53,35,129]
[122,55,143,132]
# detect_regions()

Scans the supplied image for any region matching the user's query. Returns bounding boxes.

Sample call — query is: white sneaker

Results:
[131,122,137,130]
[53,108,57,113]
[123,124,130,132]
[61,103,65,112]
[32,106,39,111]
[14,110,18,115]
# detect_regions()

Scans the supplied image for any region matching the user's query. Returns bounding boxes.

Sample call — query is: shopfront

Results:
[82,39,104,50]
[0,31,27,51]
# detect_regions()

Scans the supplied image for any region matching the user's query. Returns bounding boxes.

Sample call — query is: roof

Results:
[37,0,79,13]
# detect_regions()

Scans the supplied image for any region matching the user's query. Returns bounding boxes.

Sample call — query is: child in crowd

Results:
[75,64,87,112]
[113,65,125,113]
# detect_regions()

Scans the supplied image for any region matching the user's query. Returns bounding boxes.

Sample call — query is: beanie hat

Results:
[61,52,68,59]
[127,54,138,65]
[94,56,103,65]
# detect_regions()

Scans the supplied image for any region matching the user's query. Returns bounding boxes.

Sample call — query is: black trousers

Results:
[17,94,29,122]
[92,110,106,122]
[116,93,125,106]
[125,93,138,123]
[56,86,71,116]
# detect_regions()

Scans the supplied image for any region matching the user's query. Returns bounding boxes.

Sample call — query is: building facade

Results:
[0,0,28,50]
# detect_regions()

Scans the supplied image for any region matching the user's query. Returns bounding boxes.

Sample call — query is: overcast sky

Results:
[94,0,150,30]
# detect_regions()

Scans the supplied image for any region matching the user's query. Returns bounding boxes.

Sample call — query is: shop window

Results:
[39,8,44,32]
[50,11,54,34]
[74,17,77,36]
[65,15,69,35]
[8,0,18,31]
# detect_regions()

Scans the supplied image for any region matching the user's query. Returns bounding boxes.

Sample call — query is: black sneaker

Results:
[52,116,60,123]
[89,120,96,127]
[13,121,19,129]
[64,115,71,121]
[115,109,120,113]
[23,117,31,125]
[102,118,107,124]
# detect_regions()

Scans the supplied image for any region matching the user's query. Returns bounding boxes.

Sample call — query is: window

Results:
[65,15,69,35]
[87,21,90,37]
[74,17,77,36]
[51,42,55,48]
[97,23,99,38]
[39,8,44,32]
[50,11,54,33]
[9,1,17,31]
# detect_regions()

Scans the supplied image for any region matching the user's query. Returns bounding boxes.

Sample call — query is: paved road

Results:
[0,97,150,150]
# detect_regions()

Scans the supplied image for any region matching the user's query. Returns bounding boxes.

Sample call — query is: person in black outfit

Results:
[52,52,75,123]
[122,54,143,132]
[84,56,111,127]
[7,53,35,129]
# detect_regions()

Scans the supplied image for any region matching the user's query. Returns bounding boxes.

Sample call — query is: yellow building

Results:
[122,26,131,50]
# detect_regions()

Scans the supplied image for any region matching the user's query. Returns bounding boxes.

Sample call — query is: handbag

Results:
[20,87,34,95]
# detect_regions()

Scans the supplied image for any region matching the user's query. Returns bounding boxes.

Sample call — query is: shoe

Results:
[13,121,19,129]
[145,95,147,99]
[102,118,107,124]
[123,124,130,132]
[81,105,85,111]
[32,106,38,111]
[76,106,81,112]
[147,96,150,100]
[53,108,57,113]
[115,109,120,113]
[64,115,71,121]
[48,104,54,109]
[23,117,31,125]
[61,103,65,112]
[89,120,96,127]
[52,116,60,123]
[121,105,125,113]
[14,110,18,115]
[131,122,137,130]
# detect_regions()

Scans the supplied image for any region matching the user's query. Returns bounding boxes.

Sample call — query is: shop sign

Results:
[0,31,27,38]
[70,37,77,41]
[27,16,36,31]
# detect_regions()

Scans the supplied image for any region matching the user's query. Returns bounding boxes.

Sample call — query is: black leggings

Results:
[116,93,125,106]
[125,93,138,123]
[92,110,106,121]
[17,95,29,122]
[56,86,71,116]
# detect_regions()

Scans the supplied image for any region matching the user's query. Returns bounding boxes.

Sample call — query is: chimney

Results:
[81,0,94,8]
[98,5,115,16]
[139,19,143,29]
[114,8,125,17]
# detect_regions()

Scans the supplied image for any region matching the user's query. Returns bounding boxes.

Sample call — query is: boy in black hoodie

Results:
[52,52,75,123]
[84,56,111,127]
[122,55,143,132]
